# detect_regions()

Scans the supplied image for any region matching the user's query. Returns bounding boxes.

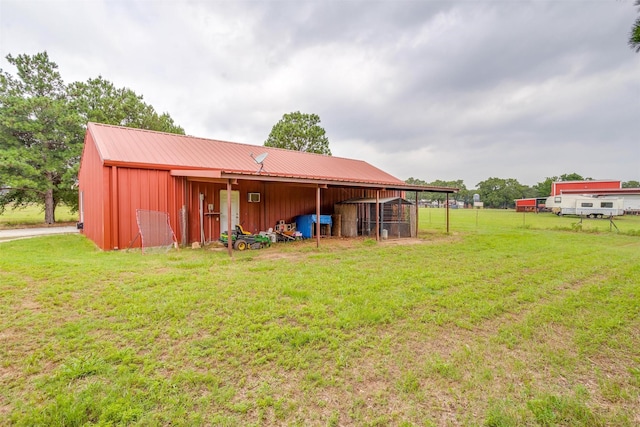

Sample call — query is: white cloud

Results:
[1,0,638,188]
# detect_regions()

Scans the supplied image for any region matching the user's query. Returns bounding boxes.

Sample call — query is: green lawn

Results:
[421,207,640,235]
[0,203,78,228]
[1,209,639,425]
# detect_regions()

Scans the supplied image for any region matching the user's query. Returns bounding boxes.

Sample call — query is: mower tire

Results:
[234,239,248,251]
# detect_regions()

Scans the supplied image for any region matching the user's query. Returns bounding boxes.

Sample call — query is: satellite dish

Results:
[250,152,268,173]
[254,152,268,164]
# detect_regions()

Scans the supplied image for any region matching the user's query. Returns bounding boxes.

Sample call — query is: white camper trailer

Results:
[600,194,640,215]
[545,195,625,218]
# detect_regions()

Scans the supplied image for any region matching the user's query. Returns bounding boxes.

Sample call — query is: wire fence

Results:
[418,207,640,236]
[135,209,177,254]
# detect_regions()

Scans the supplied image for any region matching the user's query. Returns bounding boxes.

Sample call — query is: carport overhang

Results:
[169,168,458,256]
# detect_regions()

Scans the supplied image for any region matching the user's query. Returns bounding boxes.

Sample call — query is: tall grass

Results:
[0,209,638,425]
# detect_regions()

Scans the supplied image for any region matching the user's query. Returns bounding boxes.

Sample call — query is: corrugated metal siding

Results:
[78,133,107,249]
[177,182,402,244]
[169,176,186,245]
[93,174,402,249]
[188,181,216,244]
[516,199,536,207]
[186,181,278,243]
[114,168,173,249]
[80,123,411,250]
[242,181,267,234]
[259,186,398,231]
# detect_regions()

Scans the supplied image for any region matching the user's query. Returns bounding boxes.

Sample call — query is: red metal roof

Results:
[87,123,457,193]
[560,188,640,195]
[551,180,621,196]
[88,123,407,186]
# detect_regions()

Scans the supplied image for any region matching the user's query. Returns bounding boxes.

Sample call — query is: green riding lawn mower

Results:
[219,225,271,250]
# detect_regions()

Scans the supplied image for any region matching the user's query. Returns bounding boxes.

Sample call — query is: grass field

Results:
[0,204,78,228]
[1,209,639,425]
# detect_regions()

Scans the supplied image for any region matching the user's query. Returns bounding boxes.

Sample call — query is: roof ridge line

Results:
[87,122,370,163]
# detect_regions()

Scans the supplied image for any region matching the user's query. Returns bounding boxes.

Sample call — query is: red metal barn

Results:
[78,123,456,251]
[515,198,537,212]
[551,180,621,196]
[515,198,548,212]
[556,187,640,215]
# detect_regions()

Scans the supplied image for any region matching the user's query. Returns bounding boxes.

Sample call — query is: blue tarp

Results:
[295,214,332,239]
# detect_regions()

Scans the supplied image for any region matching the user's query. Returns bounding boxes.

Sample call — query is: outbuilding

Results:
[517,180,640,215]
[515,198,547,212]
[551,180,622,196]
[78,123,457,253]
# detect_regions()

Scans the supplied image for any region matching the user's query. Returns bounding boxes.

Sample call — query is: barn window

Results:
[600,202,613,208]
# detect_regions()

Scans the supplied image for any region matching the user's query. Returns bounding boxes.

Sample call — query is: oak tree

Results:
[475,177,529,209]
[0,52,185,223]
[630,0,640,52]
[264,111,331,155]
[68,76,184,134]
[0,52,83,223]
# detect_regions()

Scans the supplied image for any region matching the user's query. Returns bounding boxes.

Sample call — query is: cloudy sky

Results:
[1,0,638,187]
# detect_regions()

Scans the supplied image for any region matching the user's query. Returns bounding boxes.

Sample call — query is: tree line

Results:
[0,51,338,225]
[0,52,184,223]
[3,25,639,223]
[406,175,640,209]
